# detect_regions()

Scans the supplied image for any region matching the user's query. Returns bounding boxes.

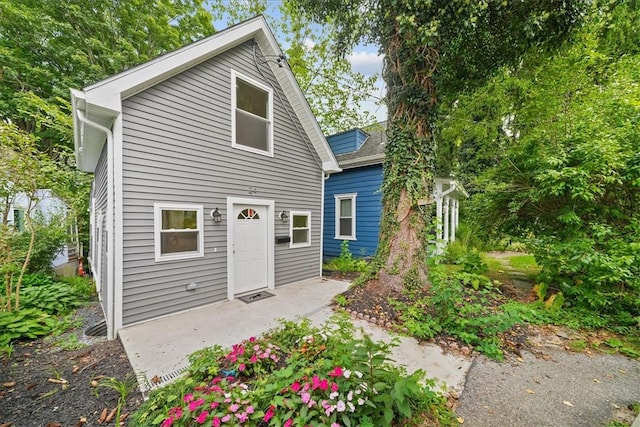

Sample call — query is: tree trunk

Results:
[370,16,439,294]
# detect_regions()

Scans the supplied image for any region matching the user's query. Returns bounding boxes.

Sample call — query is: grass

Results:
[508,254,540,278]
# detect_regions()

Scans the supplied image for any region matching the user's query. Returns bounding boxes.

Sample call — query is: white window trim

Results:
[154,203,204,262]
[334,193,357,240]
[290,210,311,248]
[230,69,274,157]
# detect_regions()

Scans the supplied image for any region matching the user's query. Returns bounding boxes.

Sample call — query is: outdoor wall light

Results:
[280,210,289,223]
[210,208,222,223]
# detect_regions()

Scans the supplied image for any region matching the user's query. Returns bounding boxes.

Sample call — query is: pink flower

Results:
[249,336,256,342]
[328,366,343,377]
[246,406,254,414]
[184,393,194,403]
[291,381,301,392]
[229,403,240,412]
[161,417,174,427]
[196,411,209,424]
[284,419,294,427]
[331,423,341,427]
[212,417,221,427]
[189,398,205,411]
[264,405,275,422]
[336,400,346,412]
[235,412,248,422]
[331,382,339,392]
[301,392,311,404]
[221,414,231,422]
[250,355,258,363]
[211,402,219,409]
[238,363,246,372]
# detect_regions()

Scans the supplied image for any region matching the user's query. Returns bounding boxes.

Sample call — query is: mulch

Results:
[0,302,143,427]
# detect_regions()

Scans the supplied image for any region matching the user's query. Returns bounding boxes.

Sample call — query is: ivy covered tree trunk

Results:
[375,14,438,292]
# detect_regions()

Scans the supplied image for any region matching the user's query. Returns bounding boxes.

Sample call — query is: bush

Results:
[533,232,640,329]
[399,266,520,359]
[0,273,94,347]
[10,220,68,274]
[324,241,368,274]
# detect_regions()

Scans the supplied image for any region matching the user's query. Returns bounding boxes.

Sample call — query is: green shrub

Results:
[10,220,68,274]
[19,273,89,315]
[0,308,59,347]
[324,240,368,273]
[533,232,640,329]
[399,266,521,359]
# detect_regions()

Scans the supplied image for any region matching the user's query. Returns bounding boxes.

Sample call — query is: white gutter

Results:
[75,110,116,340]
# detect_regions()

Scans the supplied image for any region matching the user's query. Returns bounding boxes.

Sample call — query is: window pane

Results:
[339,218,352,236]
[162,210,197,230]
[236,79,268,118]
[292,229,309,244]
[340,199,352,217]
[161,231,198,254]
[236,110,269,151]
[292,215,308,228]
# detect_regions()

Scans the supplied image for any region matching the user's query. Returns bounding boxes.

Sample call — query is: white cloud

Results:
[347,51,384,76]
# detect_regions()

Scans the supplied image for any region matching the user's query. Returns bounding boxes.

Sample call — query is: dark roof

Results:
[335,121,386,169]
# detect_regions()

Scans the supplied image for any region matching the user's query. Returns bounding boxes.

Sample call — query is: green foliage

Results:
[440,1,640,328]
[132,317,452,426]
[19,273,89,315]
[0,308,59,347]
[324,241,368,274]
[0,273,93,347]
[399,266,521,360]
[10,220,67,274]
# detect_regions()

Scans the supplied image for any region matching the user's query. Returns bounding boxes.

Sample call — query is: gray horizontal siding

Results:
[120,40,322,326]
[94,145,109,306]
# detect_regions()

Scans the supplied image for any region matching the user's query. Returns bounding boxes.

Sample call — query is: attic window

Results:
[231,70,273,156]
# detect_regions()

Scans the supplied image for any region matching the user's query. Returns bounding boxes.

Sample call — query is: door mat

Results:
[239,291,274,304]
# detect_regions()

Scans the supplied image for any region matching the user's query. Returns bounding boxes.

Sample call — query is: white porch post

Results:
[450,198,457,242]
[443,196,450,243]
[435,181,443,242]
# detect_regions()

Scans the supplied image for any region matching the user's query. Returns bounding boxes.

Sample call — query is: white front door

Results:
[232,204,268,295]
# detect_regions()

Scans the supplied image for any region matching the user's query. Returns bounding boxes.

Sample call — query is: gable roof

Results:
[334,122,386,169]
[70,15,339,173]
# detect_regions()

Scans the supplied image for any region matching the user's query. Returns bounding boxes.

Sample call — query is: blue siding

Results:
[323,164,383,259]
[327,129,369,155]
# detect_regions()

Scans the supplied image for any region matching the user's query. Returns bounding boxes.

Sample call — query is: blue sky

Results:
[212,1,387,125]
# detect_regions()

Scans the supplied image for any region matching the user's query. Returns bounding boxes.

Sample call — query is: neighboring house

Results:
[323,123,467,259]
[71,16,340,340]
[3,190,79,275]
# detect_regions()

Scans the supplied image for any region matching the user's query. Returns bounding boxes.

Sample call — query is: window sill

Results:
[155,251,204,263]
[334,236,356,241]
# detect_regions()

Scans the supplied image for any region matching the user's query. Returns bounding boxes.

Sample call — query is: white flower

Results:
[357,398,365,406]
[354,371,363,378]
[343,369,351,379]
[347,402,355,412]
[329,391,339,400]
[347,391,353,401]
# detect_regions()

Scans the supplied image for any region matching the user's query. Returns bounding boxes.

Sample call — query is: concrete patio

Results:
[118,277,472,394]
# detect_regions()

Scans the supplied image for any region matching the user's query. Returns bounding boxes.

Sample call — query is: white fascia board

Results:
[83,16,269,111]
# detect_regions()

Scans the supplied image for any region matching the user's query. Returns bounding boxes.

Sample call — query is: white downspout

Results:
[75,110,116,340]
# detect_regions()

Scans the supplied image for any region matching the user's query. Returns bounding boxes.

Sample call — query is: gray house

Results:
[71,16,340,339]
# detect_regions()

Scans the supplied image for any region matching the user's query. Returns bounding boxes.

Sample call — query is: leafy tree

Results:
[288,0,585,292]
[441,0,640,322]
[0,122,65,311]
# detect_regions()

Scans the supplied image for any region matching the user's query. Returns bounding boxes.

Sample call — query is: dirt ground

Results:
[0,302,143,427]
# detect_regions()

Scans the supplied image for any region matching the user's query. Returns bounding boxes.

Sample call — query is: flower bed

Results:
[131,317,455,426]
